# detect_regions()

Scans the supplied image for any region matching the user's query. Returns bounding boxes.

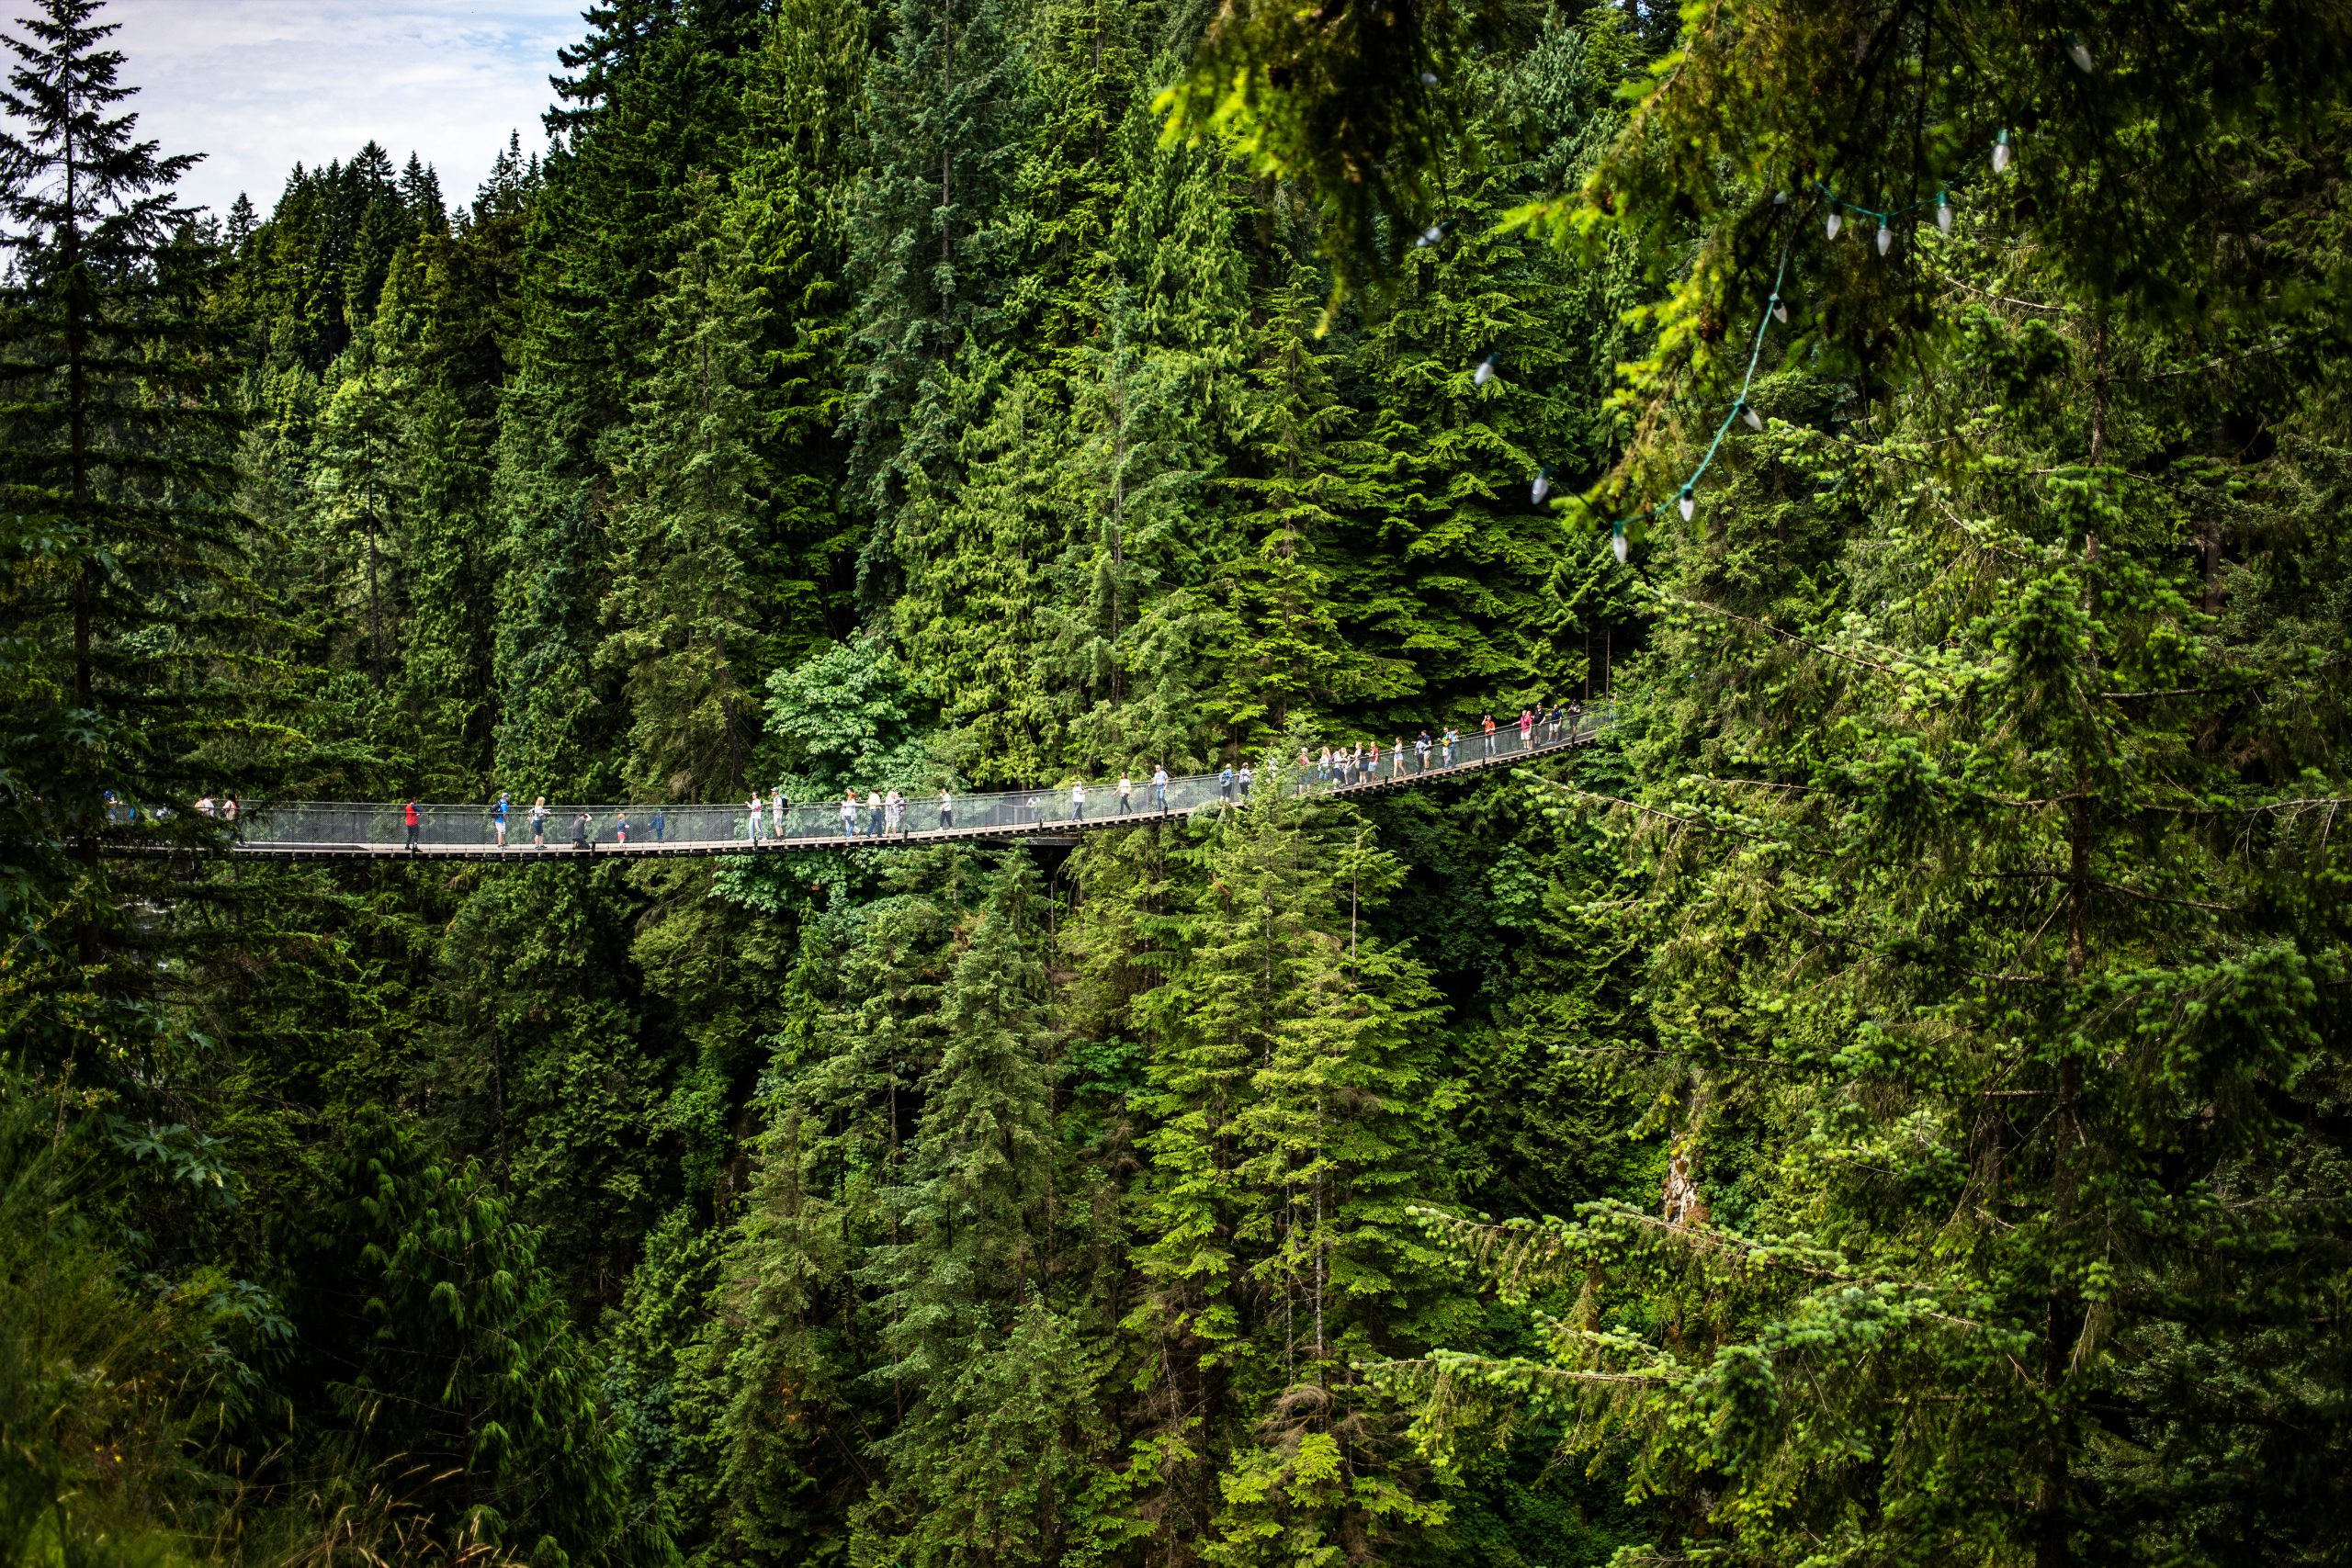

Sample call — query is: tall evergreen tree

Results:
[601,171,771,802]
[0,0,245,1063]
[855,855,1108,1566]
[1114,764,1453,1562]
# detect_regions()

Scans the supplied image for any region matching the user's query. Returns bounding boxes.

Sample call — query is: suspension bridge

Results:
[159,715,1603,861]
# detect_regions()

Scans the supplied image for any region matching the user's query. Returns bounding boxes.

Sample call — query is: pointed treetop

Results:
[0,0,199,272]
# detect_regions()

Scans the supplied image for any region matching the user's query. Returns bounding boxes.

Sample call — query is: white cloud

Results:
[94,0,584,218]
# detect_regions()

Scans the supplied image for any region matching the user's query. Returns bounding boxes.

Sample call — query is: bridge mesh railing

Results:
[225,713,1604,854]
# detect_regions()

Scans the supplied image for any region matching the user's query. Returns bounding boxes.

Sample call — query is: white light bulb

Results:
[1993,130,2011,174]
[1611,527,1628,564]
[1771,294,1789,324]
[1678,491,1696,523]
[2067,36,2094,73]
[1773,189,1790,207]
[1876,220,1894,255]
[1531,469,1550,505]
[1826,211,1842,241]
[1419,71,1440,87]
[1419,224,1443,247]
[1474,355,1497,387]
[1742,404,1764,433]
[1937,192,1953,234]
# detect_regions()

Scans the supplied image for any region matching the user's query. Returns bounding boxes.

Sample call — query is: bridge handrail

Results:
[209,711,1611,855]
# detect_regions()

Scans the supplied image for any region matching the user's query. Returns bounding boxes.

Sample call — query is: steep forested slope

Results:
[2,0,2347,1565]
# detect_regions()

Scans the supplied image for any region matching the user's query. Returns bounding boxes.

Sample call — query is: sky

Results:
[101,0,586,220]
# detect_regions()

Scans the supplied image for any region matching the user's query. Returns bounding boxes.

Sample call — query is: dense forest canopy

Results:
[2,0,2348,1563]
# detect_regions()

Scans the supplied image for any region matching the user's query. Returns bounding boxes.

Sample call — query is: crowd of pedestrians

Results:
[340,699,1589,854]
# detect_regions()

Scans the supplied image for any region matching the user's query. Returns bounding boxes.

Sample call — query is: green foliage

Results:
[601,172,772,802]
[6,2,2347,1565]
[282,1112,668,1566]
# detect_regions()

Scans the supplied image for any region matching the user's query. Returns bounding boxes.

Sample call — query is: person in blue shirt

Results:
[1219,764,1235,802]
[492,792,511,846]
[650,805,665,843]
[1237,763,1253,802]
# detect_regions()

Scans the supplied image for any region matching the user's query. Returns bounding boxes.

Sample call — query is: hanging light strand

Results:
[1813,123,2018,254]
[1537,128,2017,562]
[1587,227,1795,546]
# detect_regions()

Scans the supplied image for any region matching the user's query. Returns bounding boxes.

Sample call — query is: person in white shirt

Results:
[938,787,955,829]
[1151,765,1170,812]
[1070,781,1087,822]
[1118,774,1133,813]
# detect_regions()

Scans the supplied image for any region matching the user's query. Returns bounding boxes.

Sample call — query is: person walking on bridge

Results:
[1443,727,1460,766]
[1415,730,1430,772]
[938,787,954,830]
[1119,773,1134,814]
[1482,714,1498,757]
[867,790,886,838]
[747,791,763,845]
[1152,765,1169,813]
[493,792,510,847]
[1237,762,1253,801]
[404,797,421,852]
[651,805,665,844]
[1520,707,1535,749]
[1392,738,1407,778]
[616,810,630,845]
[773,787,787,840]
[531,796,548,847]
[572,810,593,851]
[841,790,860,840]
[1070,781,1086,822]
[1219,764,1234,803]
[887,790,906,838]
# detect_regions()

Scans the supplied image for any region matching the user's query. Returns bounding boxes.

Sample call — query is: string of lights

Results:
[1538,126,2019,564]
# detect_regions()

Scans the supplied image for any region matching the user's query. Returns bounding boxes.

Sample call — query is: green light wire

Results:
[1606,224,1796,539]
[1592,129,2010,549]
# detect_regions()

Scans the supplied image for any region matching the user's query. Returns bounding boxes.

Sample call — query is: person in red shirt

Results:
[403,797,421,852]
[1519,707,1535,748]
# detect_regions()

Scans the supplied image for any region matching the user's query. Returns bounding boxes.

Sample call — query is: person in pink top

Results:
[1519,707,1535,747]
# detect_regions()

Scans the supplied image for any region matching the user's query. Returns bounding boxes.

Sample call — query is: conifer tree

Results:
[0,0,246,1061]
[845,0,1030,558]
[856,855,1109,1565]
[311,329,403,693]
[1365,10,2352,1562]
[1216,263,1376,739]
[285,1112,668,1564]
[1118,761,1454,1560]
[601,170,771,802]
[731,0,871,655]
[708,852,974,1564]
